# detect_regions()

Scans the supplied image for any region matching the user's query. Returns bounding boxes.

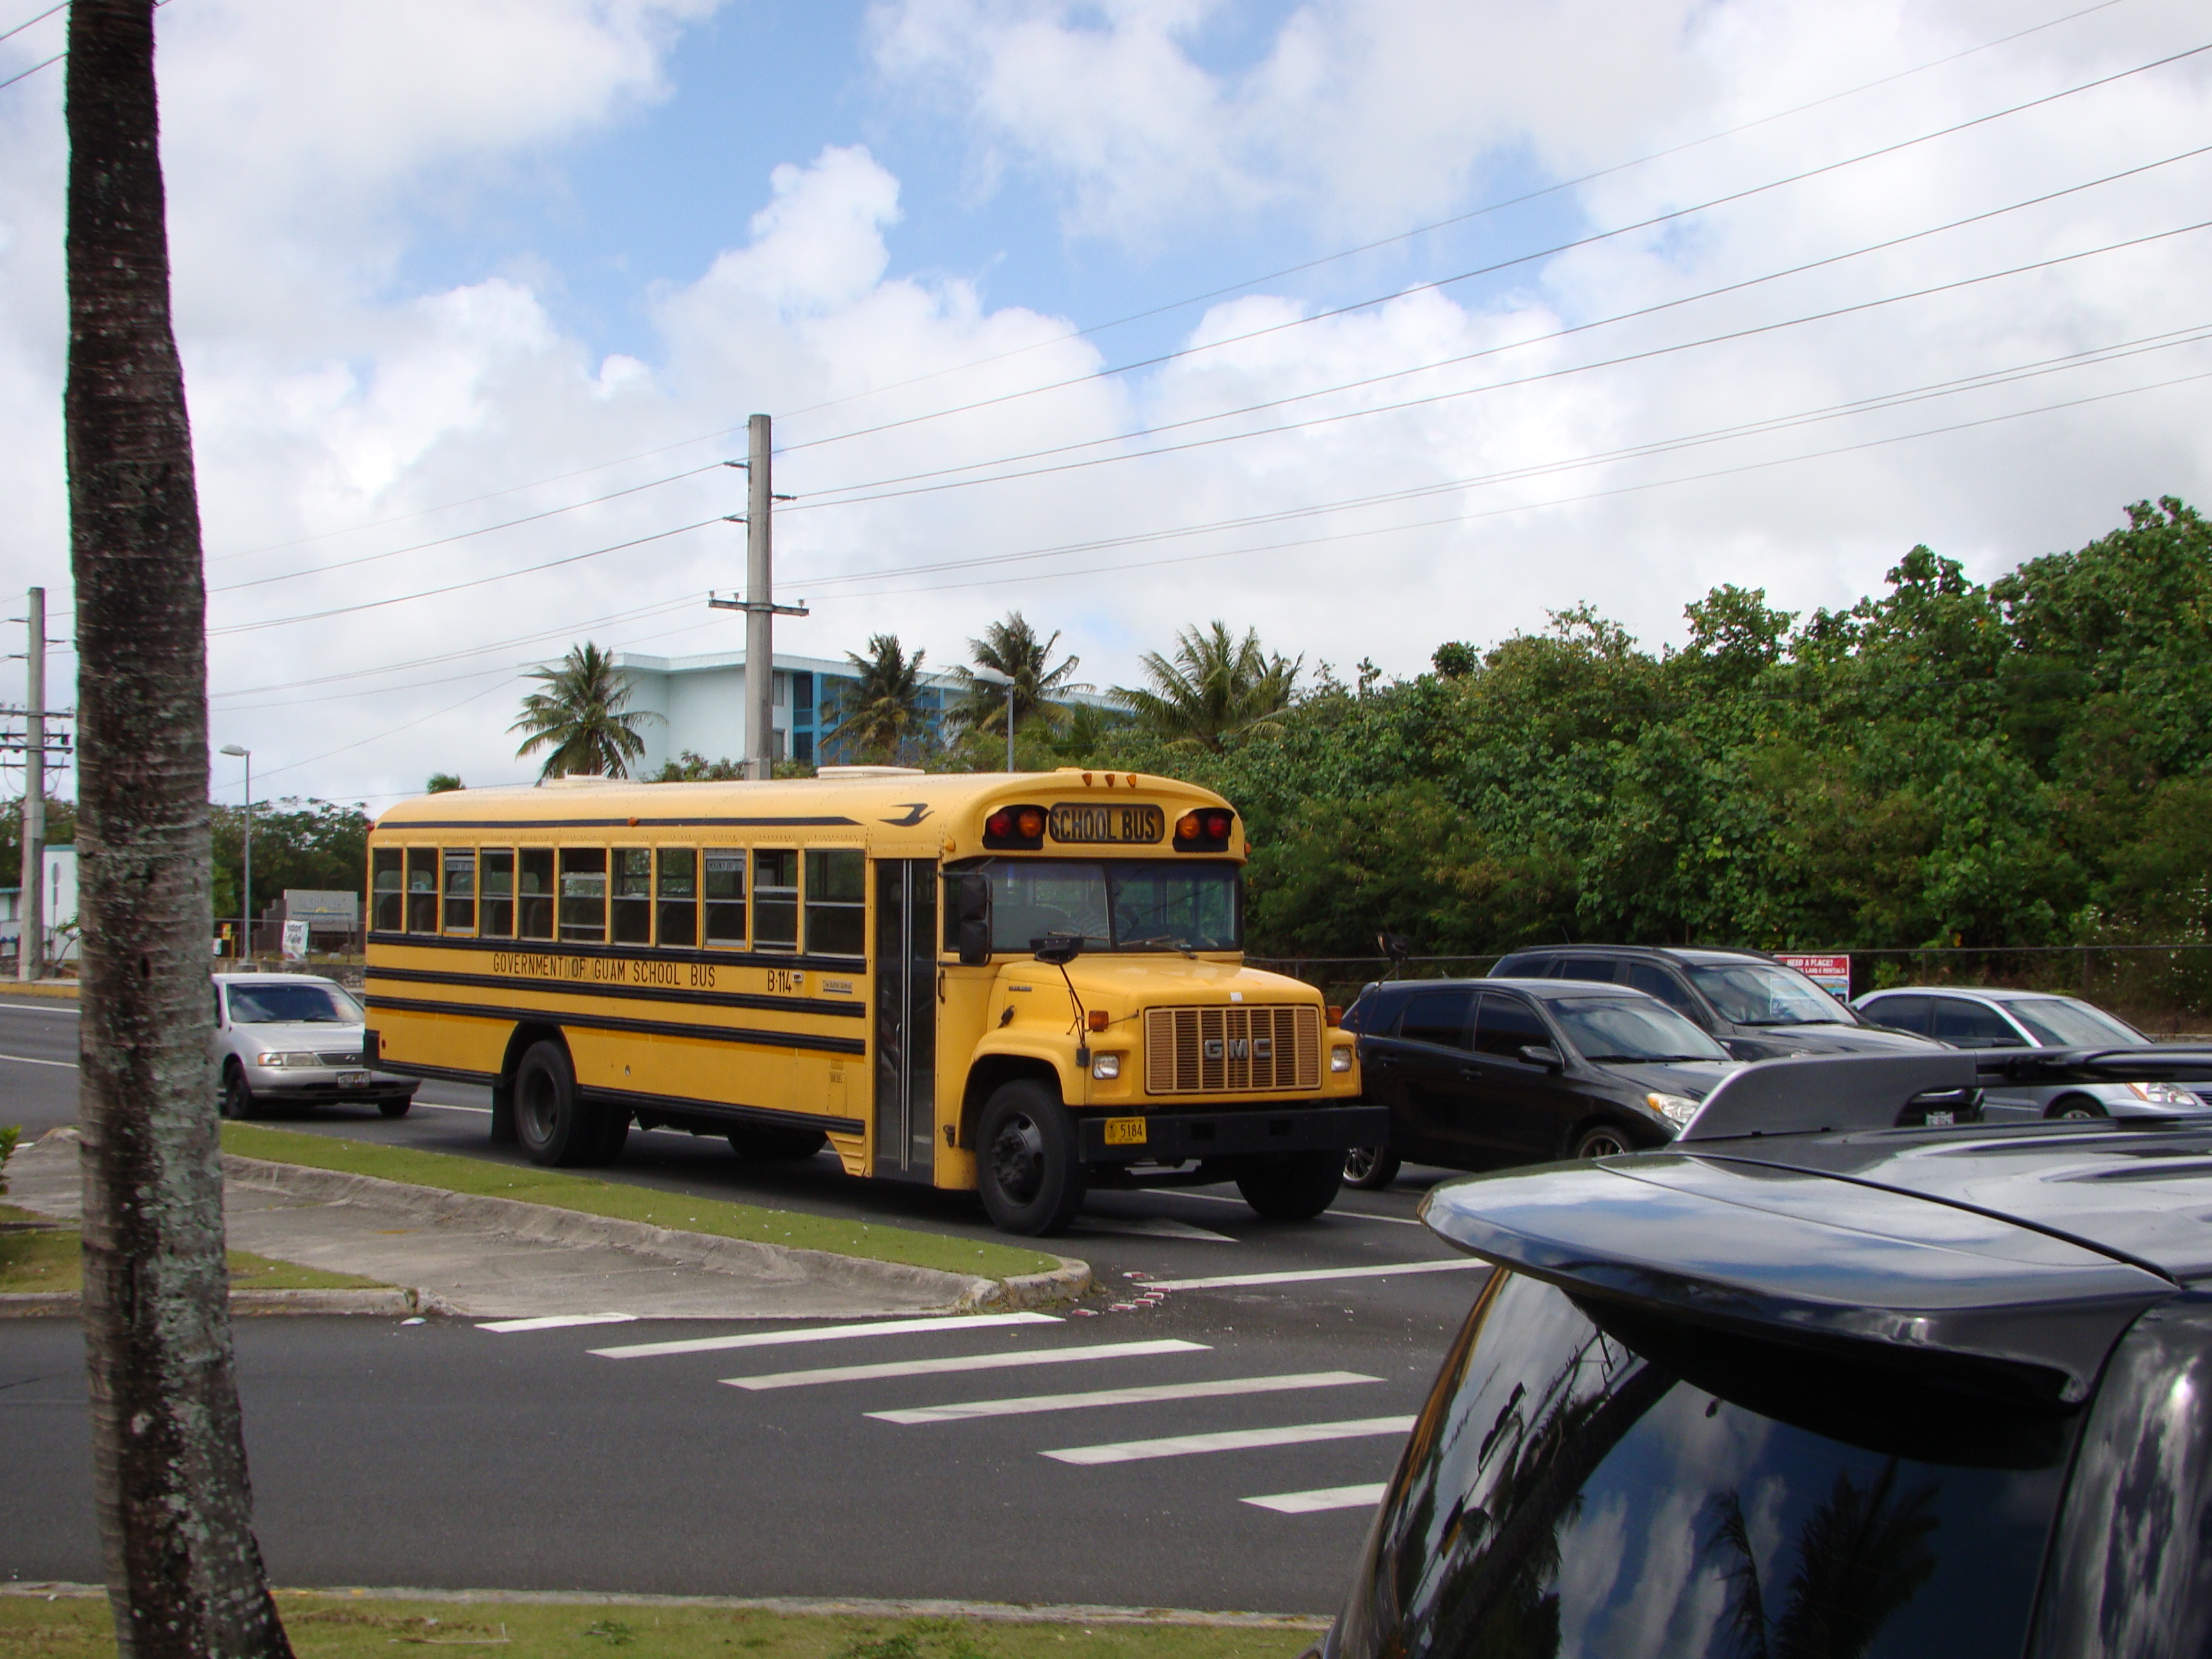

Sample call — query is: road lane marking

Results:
[725,1337,1206,1391]
[479,1313,637,1333]
[0,1051,75,1068]
[871,1370,1379,1424]
[1243,1482,1390,1514]
[1071,1215,1235,1243]
[593,1310,1060,1359]
[1146,1260,1487,1291]
[0,1002,79,1015]
[1170,1190,1427,1226]
[1043,1415,1418,1465]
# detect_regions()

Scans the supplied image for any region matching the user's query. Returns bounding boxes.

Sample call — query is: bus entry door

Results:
[873,860,938,1182]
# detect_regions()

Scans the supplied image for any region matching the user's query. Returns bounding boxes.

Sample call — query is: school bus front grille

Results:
[1143,1005,1320,1094]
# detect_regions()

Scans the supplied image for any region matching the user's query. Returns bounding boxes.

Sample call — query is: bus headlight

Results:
[1645,1092,1699,1128]
[1331,1046,1355,1073]
[1091,1053,1122,1080]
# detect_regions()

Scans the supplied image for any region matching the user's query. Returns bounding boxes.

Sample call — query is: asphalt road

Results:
[1,995,1489,1610]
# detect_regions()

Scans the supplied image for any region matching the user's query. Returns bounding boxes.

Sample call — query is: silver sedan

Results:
[213,972,417,1120]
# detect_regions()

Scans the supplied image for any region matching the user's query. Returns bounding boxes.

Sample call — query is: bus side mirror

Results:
[956,874,992,966]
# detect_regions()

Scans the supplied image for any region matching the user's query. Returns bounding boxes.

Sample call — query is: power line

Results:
[773,39,2212,469]
[0,0,173,93]
[791,323,2212,593]
[0,3,66,47]
[787,143,2212,509]
[0,48,57,90]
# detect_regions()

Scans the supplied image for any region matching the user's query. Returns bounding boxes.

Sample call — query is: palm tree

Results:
[831,634,932,764]
[952,611,1087,737]
[1115,620,1302,749]
[510,643,660,779]
[65,1,293,1650]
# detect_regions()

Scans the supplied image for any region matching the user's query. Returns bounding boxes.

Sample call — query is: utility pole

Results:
[220,744,250,961]
[707,413,805,781]
[19,587,44,981]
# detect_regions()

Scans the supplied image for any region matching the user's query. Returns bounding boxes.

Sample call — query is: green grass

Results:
[0,1598,1318,1659]
[219,1123,1062,1281]
[0,1203,387,1295]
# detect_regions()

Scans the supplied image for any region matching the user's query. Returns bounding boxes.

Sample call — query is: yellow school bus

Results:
[362,767,1380,1235]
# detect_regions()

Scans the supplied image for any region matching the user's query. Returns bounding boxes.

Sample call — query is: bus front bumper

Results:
[1078,1104,1391,1164]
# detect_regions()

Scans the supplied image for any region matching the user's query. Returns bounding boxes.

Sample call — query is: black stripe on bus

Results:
[577,1086,863,1139]
[365,963,867,1021]
[370,815,861,831]
[378,1059,500,1087]
[364,994,870,1057]
[364,931,871,976]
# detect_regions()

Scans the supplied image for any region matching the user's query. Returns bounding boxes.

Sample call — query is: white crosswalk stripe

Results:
[1242,1482,1390,1514]
[1146,1260,1486,1291]
[479,1313,637,1334]
[722,1338,1208,1391]
[591,1311,1059,1359]
[1043,1415,1419,1466]
[869,1370,1379,1424]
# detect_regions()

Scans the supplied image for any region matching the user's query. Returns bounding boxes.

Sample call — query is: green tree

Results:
[509,642,659,779]
[1115,620,1302,750]
[210,799,373,922]
[649,751,745,782]
[426,772,463,794]
[65,1,293,1650]
[832,634,933,764]
[952,611,1086,739]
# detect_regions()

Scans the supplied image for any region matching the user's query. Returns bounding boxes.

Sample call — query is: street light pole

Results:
[220,744,250,960]
[972,668,1016,772]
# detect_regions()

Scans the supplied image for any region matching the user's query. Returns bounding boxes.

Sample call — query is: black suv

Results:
[1320,1046,2212,1659]
[1491,943,1935,1061]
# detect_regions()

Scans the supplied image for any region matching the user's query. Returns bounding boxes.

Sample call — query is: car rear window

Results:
[1332,1272,2074,1659]
[2005,997,2145,1048]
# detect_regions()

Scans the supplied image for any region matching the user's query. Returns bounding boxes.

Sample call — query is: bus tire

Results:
[728,1126,828,1161]
[586,1105,630,1166]
[513,1041,595,1166]
[1236,1150,1343,1220]
[977,1080,1085,1237]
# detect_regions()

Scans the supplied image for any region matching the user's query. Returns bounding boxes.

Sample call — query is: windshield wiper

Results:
[1123,934,1197,958]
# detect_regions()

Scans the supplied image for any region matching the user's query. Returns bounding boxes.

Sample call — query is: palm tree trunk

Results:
[66,4,292,1654]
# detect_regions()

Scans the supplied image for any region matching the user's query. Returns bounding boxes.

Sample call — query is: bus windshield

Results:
[975,859,1242,953]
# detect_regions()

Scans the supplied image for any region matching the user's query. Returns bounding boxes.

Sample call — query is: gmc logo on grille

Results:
[1203,1038,1274,1061]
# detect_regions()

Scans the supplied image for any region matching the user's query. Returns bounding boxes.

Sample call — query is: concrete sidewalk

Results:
[5,1130,1086,1321]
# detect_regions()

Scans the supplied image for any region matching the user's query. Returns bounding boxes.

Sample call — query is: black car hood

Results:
[1728,1022,1936,1056]
[1601,1058,1737,1098]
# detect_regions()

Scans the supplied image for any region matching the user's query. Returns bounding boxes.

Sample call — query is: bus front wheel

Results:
[1236,1150,1343,1220]
[977,1080,1085,1237]
[515,1041,599,1167]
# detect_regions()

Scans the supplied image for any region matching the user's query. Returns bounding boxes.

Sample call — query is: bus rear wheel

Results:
[977,1080,1084,1237]
[1237,1150,1343,1220]
[515,1041,600,1167]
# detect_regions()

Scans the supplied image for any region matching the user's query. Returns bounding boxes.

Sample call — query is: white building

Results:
[0,842,79,966]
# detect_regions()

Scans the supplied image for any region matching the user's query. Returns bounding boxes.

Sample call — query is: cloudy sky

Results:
[1,0,2208,807]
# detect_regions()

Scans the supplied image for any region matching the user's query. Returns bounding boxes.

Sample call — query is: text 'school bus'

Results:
[363,767,1382,1234]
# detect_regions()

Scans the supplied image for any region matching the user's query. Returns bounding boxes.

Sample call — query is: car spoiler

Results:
[1420,1157,2175,1407]
[1678,1048,2212,1142]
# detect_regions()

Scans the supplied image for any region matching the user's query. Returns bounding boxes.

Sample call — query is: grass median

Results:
[0,1203,387,1295]
[0,1596,1319,1659]
[219,1123,1061,1282]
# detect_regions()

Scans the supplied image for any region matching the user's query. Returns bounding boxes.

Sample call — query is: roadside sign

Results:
[1778,952,1850,1000]
[281,920,309,961]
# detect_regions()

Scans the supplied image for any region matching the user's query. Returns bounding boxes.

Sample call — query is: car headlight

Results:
[1645,1092,1700,1128]
[254,1051,320,1069]
[1331,1046,1355,1073]
[1091,1053,1121,1080]
[2128,1081,2199,1105]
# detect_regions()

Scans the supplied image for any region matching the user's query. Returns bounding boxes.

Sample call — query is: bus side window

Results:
[443,848,477,934]
[406,848,438,933]
[559,848,608,943]
[372,849,403,933]
[805,849,865,956]
[480,849,516,937]
[518,849,554,940]
[611,849,652,945]
[657,849,698,947]
[754,849,797,952]
[703,849,745,946]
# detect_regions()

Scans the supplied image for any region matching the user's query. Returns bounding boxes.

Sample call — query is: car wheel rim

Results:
[1578,1132,1627,1158]
[1345,1147,1377,1181]
[2058,1106,2097,1120]
[990,1112,1045,1205]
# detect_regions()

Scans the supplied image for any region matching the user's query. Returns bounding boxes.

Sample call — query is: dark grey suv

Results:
[1319,1046,2212,1659]
[1491,943,1936,1061]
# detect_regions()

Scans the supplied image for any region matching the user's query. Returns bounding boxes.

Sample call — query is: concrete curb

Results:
[0,981,79,1000]
[0,1287,436,1319]
[0,1582,1329,1630]
[221,1153,1091,1313]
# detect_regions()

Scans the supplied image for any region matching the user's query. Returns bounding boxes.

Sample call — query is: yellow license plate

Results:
[1102,1116,1148,1146]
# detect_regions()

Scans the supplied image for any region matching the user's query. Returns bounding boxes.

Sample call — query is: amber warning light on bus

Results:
[1174,809,1235,852]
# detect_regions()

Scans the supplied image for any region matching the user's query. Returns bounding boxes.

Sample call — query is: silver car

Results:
[213,972,417,1120]
[1854,984,2208,1119]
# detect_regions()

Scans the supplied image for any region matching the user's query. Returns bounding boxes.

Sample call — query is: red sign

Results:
[1777,953,1851,999]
